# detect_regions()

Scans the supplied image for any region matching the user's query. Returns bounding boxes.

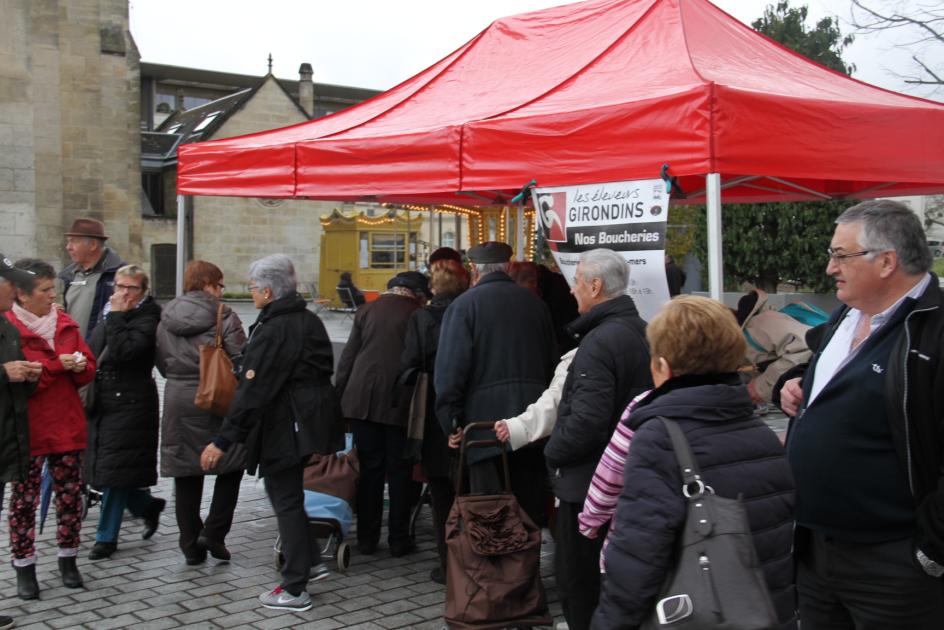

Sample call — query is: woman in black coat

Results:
[200,255,343,613]
[86,265,165,560]
[400,259,469,583]
[592,296,796,630]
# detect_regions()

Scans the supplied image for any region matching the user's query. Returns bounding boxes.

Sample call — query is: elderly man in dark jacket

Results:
[59,218,126,341]
[544,248,652,630]
[0,256,40,630]
[435,241,556,526]
[336,271,426,556]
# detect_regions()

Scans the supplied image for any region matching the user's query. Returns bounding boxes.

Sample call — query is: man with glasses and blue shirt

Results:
[780,199,944,629]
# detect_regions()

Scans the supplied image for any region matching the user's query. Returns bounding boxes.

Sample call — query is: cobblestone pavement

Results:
[0,464,563,629]
[0,305,786,629]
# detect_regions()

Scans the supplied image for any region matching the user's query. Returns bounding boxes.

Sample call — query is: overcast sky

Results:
[129,0,940,100]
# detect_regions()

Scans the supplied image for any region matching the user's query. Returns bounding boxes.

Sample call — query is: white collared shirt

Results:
[808,273,932,405]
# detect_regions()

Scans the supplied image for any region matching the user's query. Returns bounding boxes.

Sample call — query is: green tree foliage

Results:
[753,1,855,75]
[693,201,844,293]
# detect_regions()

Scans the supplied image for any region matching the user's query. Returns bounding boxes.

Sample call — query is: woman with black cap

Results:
[335,271,428,557]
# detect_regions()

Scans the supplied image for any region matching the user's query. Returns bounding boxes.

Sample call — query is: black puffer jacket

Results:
[594,374,797,630]
[218,294,344,477]
[544,295,651,503]
[86,297,161,488]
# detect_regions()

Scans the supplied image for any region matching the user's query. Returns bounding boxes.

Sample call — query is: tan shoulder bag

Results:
[194,302,237,417]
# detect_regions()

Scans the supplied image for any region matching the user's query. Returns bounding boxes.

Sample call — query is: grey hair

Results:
[116,264,149,293]
[248,254,297,299]
[577,248,629,297]
[473,262,509,276]
[836,200,932,275]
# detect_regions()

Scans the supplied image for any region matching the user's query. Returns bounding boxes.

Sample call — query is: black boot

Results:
[15,564,39,600]
[142,497,166,540]
[58,556,83,589]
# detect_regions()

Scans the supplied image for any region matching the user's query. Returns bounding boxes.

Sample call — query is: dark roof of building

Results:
[141,132,182,168]
[140,63,382,169]
[140,62,381,107]
[157,86,257,142]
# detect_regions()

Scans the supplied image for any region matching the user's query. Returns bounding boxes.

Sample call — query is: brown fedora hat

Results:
[65,217,108,240]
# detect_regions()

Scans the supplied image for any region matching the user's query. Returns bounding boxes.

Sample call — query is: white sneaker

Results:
[258,585,312,611]
[310,563,330,582]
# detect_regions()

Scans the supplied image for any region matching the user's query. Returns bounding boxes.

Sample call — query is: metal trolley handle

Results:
[455,421,512,495]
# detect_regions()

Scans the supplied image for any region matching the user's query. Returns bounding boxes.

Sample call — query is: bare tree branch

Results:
[849,0,943,91]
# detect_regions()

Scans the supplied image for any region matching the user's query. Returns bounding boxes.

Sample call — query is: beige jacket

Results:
[744,309,812,402]
[504,348,578,450]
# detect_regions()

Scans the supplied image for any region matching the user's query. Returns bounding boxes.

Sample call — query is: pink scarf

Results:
[12,302,58,350]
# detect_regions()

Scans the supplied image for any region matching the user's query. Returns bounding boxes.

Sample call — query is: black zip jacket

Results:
[793,275,944,564]
[544,294,651,503]
[217,294,344,476]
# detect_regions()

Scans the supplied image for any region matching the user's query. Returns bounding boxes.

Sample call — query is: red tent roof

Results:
[177,0,944,204]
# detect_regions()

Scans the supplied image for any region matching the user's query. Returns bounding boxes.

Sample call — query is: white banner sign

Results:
[532,178,671,322]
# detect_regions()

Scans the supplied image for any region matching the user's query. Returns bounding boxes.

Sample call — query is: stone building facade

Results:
[0,0,142,267]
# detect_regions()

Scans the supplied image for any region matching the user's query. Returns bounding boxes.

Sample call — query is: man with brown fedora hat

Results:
[59,217,126,340]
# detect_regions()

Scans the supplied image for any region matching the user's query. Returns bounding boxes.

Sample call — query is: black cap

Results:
[0,254,35,284]
[467,241,513,264]
[428,247,462,266]
[387,271,429,297]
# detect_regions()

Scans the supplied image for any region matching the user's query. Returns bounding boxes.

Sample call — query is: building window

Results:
[362,232,418,269]
[442,230,455,248]
[142,172,164,216]
[182,95,212,110]
[370,233,406,268]
[151,244,177,298]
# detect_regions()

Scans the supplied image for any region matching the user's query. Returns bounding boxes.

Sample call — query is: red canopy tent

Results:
[176,0,944,296]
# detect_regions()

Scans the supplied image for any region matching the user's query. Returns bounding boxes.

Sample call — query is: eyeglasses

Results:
[248,285,259,292]
[115,283,143,292]
[826,248,874,263]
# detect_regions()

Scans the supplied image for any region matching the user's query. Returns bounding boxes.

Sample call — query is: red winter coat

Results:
[5,309,96,456]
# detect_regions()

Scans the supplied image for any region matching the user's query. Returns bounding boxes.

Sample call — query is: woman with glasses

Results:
[200,254,343,612]
[156,260,246,565]
[4,259,96,599]
[85,265,166,560]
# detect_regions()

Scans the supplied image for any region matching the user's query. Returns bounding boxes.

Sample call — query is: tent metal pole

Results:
[706,173,723,301]
[176,194,186,296]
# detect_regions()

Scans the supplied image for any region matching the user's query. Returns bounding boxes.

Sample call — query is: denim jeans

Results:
[95,487,154,543]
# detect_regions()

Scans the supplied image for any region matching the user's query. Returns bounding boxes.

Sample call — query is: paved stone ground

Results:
[0,463,563,629]
[0,304,787,629]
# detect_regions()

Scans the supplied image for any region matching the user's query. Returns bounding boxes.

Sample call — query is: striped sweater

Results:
[577,390,649,571]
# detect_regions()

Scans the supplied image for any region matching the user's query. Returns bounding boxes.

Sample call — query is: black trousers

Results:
[428,475,456,573]
[174,471,243,557]
[556,499,606,630]
[466,445,547,528]
[796,526,944,630]
[352,420,416,547]
[264,461,318,596]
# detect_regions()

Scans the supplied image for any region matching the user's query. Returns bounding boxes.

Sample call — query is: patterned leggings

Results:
[8,451,84,560]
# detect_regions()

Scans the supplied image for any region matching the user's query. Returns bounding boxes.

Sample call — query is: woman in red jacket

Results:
[4,259,95,600]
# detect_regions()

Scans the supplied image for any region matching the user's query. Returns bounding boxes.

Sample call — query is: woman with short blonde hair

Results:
[594,296,797,629]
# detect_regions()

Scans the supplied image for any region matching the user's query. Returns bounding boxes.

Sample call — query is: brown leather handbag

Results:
[194,302,237,417]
